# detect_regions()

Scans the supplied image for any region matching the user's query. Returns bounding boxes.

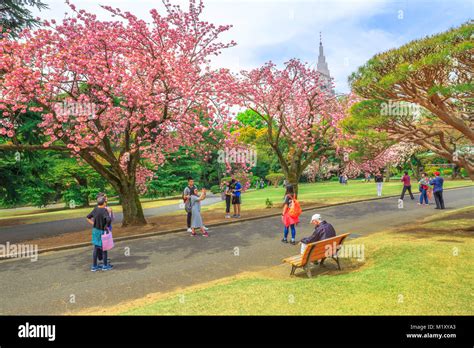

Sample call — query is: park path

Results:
[0,194,222,244]
[0,187,472,315]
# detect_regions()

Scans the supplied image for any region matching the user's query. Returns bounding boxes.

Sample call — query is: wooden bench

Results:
[282,233,350,278]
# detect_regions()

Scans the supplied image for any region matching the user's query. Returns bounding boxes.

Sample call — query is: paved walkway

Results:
[0,187,472,314]
[0,194,222,244]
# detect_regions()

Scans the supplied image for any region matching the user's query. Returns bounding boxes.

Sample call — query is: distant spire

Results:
[317,32,330,78]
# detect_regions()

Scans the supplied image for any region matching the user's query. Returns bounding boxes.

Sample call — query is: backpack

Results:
[288,195,302,218]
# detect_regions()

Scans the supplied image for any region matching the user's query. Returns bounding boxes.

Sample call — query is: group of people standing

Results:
[221,178,242,218]
[181,176,243,236]
[400,171,445,209]
[84,170,447,271]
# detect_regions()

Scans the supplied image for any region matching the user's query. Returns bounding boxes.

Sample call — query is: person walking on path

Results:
[281,184,300,245]
[418,173,430,206]
[86,196,112,272]
[188,188,209,237]
[400,171,415,200]
[300,213,336,255]
[374,171,384,197]
[231,178,242,218]
[430,172,445,209]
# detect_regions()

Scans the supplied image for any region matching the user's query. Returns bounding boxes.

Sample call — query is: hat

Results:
[310,213,322,222]
[434,171,440,176]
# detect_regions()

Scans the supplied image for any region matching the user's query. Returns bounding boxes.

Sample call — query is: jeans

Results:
[419,189,428,204]
[284,224,296,241]
[225,195,231,213]
[434,191,445,209]
[376,182,383,196]
[400,185,414,200]
[93,245,108,267]
[187,211,192,228]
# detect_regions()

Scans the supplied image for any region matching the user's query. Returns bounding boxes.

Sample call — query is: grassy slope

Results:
[121,206,474,315]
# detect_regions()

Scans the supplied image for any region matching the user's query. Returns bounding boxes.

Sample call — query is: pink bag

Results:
[101,230,114,251]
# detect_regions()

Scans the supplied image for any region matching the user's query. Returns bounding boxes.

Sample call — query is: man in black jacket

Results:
[300,214,336,254]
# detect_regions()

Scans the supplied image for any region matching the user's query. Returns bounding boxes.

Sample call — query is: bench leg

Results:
[290,265,297,276]
[303,265,312,278]
[319,258,326,267]
[332,256,341,270]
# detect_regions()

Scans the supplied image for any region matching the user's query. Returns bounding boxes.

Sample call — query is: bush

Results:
[265,173,285,187]
[442,168,452,176]
[210,185,221,194]
[265,198,273,208]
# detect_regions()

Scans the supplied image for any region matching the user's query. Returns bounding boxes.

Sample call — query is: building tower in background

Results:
[317,32,335,95]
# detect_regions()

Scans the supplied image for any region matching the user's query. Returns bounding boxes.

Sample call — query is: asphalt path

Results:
[0,195,222,244]
[0,187,472,314]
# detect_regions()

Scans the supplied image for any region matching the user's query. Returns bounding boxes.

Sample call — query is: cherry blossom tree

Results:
[231,59,345,193]
[341,142,419,179]
[0,0,236,226]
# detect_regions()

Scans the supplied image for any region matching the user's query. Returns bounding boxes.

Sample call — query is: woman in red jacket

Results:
[281,185,300,245]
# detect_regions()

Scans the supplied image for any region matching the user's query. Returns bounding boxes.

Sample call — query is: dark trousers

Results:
[93,245,108,267]
[187,211,192,228]
[434,191,445,209]
[225,195,231,213]
[400,185,414,200]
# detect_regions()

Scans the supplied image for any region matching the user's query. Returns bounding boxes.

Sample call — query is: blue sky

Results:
[32,0,473,93]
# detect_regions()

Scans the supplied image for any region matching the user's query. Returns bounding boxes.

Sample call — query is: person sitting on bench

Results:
[300,214,336,254]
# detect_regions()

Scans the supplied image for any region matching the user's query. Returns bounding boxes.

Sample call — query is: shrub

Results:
[265,173,285,187]
[210,185,221,194]
[265,198,273,208]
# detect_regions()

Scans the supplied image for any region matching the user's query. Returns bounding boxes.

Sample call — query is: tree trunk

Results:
[286,172,300,196]
[459,159,474,181]
[384,164,391,182]
[119,185,147,227]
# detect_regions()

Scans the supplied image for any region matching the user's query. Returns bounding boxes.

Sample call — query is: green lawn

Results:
[0,198,181,225]
[197,179,473,213]
[1,179,471,226]
[122,206,474,315]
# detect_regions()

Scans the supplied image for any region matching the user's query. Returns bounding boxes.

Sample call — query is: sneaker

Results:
[91,265,101,272]
[236,214,241,218]
[202,232,209,237]
[102,265,113,271]
[225,214,231,218]
[187,228,192,233]
[231,215,237,218]
[281,238,288,243]
[191,231,197,236]
[203,226,209,231]
[290,240,296,245]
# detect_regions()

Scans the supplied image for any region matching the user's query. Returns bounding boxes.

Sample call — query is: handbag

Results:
[101,229,114,251]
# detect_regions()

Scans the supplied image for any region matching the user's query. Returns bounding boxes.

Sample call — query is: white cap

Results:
[310,213,322,222]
